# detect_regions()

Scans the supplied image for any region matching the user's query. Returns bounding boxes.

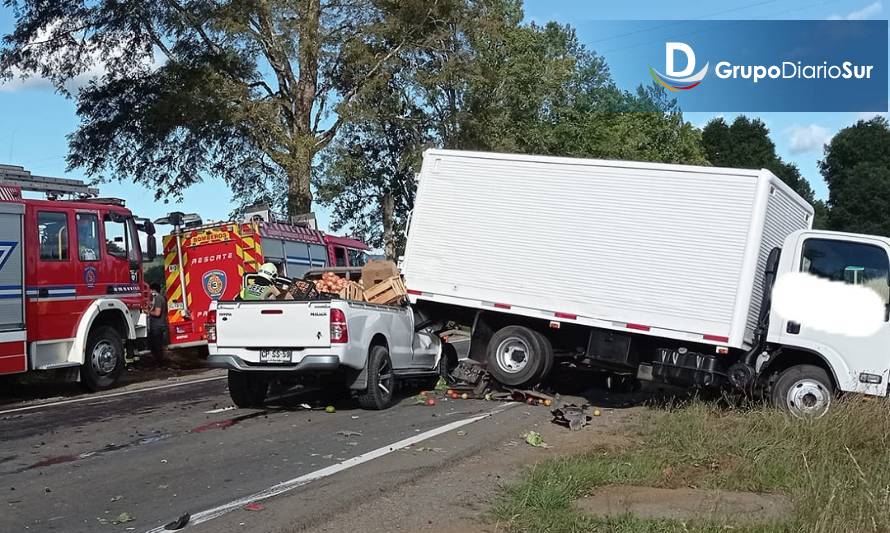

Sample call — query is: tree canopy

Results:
[1,0,445,216]
[316,7,707,256]
[820,117,890,236]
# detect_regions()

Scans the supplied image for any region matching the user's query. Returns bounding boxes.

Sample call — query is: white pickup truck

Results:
[206,298,446,409]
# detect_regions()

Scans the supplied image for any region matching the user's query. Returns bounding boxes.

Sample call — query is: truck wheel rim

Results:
[786,379,830,418]
[377,357,394,397]
[495,337,530,374]
[91,341,117,375]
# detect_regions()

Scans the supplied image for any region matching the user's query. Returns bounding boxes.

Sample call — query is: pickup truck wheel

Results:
[357,345,395,410]
[228,370,269,408]
[486,326,547,387]
[771,364,833,418]
[81,326,125,392]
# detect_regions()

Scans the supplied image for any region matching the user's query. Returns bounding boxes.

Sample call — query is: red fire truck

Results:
[158,214,369,349]
[0,165,157,390]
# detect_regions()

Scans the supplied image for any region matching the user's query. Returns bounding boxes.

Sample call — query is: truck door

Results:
[31,210,77,342]
[0,202,26,374]
[775,233,890,395]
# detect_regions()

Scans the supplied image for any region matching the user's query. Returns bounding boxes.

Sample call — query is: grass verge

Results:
[492,397,890,532]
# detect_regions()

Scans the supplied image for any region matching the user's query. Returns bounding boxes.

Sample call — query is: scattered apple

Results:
[325,405,336,414]
[461,393,469,400]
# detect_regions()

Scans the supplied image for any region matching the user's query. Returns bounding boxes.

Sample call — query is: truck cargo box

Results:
[403,150,814,349]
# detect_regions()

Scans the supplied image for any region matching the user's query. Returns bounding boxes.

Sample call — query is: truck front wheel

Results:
[771,364,833,418]
[81,326,125,392]
[486,326,551,387]
[228,370,269,408]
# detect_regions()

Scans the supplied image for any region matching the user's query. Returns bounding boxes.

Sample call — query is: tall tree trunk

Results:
[381,191,395,260]
[286,155,313,218]
[288,0,321,218]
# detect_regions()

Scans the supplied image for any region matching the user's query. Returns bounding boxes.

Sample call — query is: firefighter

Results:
[147,282,168,364]
[239,263,282,300]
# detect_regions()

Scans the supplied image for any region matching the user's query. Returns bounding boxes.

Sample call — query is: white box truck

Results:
[403,149,890,417]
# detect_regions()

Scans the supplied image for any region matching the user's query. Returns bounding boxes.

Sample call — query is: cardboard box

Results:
[361,260,399,289]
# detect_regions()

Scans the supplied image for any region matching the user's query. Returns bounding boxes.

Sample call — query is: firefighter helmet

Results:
[257,262,278,281]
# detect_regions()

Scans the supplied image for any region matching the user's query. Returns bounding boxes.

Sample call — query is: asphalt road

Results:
[0,374,534,533]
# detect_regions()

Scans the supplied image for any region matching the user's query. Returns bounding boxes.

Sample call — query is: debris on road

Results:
[164,513,191,530]
[110,495,122,502]
[523,431,549,448]
[551,404,592,431]
[335,430,362,438]
[112,512,135,524]
[324,406,336,413]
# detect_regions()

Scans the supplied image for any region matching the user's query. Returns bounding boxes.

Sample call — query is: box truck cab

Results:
[404,149,890,418]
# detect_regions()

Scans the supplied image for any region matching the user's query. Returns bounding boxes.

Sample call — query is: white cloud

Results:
[0,22,157,93]
[828,1,882,20]
[0,65,104,93]
[787,124,832,154]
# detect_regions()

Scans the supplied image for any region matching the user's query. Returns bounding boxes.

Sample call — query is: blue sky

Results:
[1,0,887,231]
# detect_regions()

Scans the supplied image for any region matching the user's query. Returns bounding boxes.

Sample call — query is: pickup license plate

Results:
[259,349,292,363]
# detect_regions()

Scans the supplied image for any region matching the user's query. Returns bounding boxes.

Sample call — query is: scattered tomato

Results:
[426,398,437,406]
[450,392,460,400]
[526,397,536,405]
[419,390,428,397]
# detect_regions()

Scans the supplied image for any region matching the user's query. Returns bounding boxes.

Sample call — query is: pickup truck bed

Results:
[207,298,442,409]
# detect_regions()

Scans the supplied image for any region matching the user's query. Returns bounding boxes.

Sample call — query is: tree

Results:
[317,2,709,255]
[702,116,827,227]
[316,85,428,259]
[1,0,429,216]
[820,117,890,235]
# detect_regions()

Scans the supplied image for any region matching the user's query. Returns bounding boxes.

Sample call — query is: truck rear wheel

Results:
[771,364,833,418]
[531,330,554,382]
[486,326,551,387]
[357,345,396,410]
[228,370,269,408]
[81,325,125,392]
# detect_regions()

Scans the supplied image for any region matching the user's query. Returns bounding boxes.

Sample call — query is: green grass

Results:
[492,398,890,533]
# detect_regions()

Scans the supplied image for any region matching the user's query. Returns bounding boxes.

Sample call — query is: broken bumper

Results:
[207,354,340,373]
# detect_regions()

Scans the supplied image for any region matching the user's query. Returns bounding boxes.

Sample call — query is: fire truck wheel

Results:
[356,345,395,410]
[81,326,125,391]
[486,326,549,388]
[227,370,269,408]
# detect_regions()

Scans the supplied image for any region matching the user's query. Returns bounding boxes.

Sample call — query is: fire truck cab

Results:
[0,165,157,390]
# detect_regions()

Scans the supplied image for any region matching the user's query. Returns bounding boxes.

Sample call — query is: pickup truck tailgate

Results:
[216,301,331,348]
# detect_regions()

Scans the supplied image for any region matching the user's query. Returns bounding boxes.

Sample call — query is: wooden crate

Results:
[364,276,407,305]
[337,281,365,302]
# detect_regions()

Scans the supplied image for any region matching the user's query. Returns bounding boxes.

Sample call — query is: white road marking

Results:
[144,402,517,532]
[0,375,227,416]
[203,406,237,414]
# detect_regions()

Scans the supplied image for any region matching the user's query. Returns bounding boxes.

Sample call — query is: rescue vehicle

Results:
[0,165,157,390]
[157,213,369,349]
